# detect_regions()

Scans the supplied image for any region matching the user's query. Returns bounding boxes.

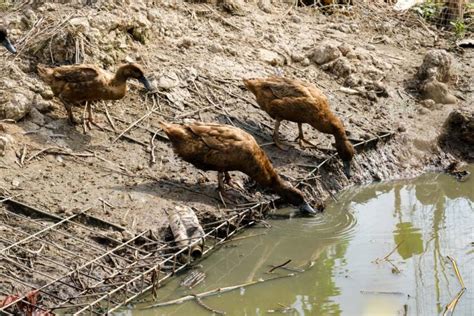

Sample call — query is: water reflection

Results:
[130,166,473,316]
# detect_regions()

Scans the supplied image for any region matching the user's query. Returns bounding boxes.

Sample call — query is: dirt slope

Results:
[0,1,472,238]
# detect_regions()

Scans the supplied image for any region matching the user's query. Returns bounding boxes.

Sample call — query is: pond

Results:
[128,166,473,316]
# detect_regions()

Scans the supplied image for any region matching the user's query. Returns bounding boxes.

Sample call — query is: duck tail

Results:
[243,78,258,94]
[37,64,54,81]
[157,118,171,132]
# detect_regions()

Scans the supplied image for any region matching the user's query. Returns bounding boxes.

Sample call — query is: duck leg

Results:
[61,97,79,125]
[86,102,104,131]
[217,172,244,205]
[224,172,245,191]
[217,172,227,193]
[294,123,318,148]
[273,119,289,151]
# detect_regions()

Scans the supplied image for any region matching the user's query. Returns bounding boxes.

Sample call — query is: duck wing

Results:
[188,123,249,152]
[53,65,101,83]
[258,78,309,99]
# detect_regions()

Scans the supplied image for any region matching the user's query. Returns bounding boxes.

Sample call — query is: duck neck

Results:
[334,129,354,162]
[270,176,305,207]
[111,68,129,87]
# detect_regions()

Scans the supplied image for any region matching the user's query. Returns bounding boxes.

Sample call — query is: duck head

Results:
[274,179,317,215]
[0,27,17,54]
[117,63,153,91]
[335,139,355,178]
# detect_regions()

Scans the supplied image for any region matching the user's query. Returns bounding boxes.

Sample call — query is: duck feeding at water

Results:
[0,27,17,54]
[243,76,355,178]
[159,121,317,215]
[37,63,153,126]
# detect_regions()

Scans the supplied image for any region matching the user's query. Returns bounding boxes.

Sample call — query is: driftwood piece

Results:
[167,206,205,259]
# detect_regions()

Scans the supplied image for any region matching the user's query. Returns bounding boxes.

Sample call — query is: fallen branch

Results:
[143,273,296,308]
[268,259,291,273]
[26,147,94,162]
[193,295,226,315]
[443,256,467,316]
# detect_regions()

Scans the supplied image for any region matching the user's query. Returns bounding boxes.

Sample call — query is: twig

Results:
[268,259,292,273]
[221,232,267,245]
[103,102,117,132]
[26,147,94,161]
[446,256,465,289]
[382,241,404,261]
[0,194,22,203]
[150,130,159,165]
[112,107,156,143]
[443,288,466,316]
[26,147,57,162]
[360,290,406,296]
[203,4,243,31]
[443,256,467,316]
[19,145,27,167]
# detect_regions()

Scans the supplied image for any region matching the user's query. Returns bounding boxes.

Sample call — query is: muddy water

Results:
[129,166,473,316]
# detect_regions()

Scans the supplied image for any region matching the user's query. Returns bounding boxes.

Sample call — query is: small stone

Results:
[366,91,378,101]
[121,230,134,241]
[421,79,457,104]
[418,107,429,115]
[12,178,21,187]
[29,107,45,126]
[264,34,277,43]
[147,9,161,23]
[0,135,13,156]
[420,99,435,109]
[178,37,195,49]
[308,43,341,65]
[338,43,352,56]
[157,71,180,90]
[290,15,302,23]
[258,0,272,13]
[209,43,224,53]
[330,57,353,78]
[258,49,285,66]
[35,99,54,113]
[301,58,310,66]
[69,17,90,33]
[417,49,452,82]
[291,53,305,63]
[0,92,32,121]
[365,44,376,51]
[397,125,407,133]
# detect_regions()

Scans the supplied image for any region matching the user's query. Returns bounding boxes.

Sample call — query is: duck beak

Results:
[343,160,352,178]
[2,38,16,54]
[299,201,317,215]
[138,76,153,91]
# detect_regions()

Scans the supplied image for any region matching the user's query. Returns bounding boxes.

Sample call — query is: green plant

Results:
[413,0,441,21]
[450,19,466,38]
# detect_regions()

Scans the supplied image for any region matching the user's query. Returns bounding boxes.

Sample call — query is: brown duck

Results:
[160,121,316,214]
[0,27,17,54]
[37,63,152,125]
[244,76,355,177]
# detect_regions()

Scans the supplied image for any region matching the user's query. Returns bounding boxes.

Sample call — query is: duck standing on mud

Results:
[37,63,153,127]
[244,77,355,178]
[0,27,17,54]
[159,121,317,215]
